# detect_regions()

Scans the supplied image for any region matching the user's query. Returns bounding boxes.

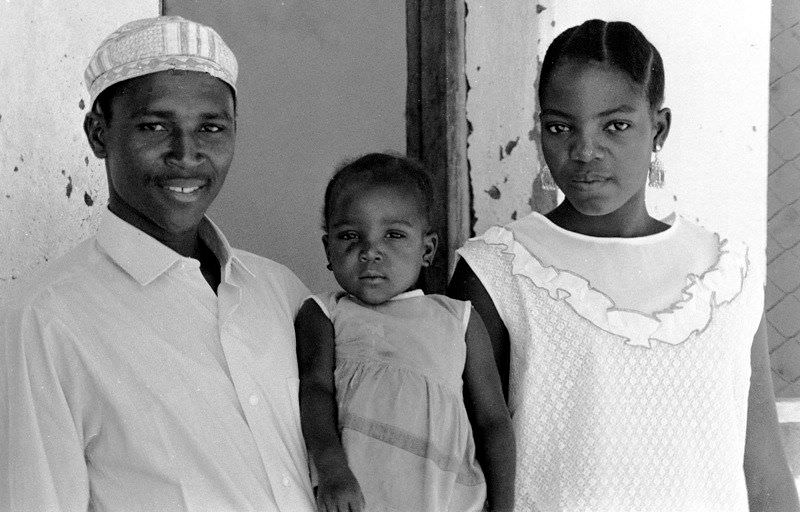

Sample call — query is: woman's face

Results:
[539,60,668,217]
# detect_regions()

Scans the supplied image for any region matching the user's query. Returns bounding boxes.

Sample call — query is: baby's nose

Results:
[359,243,383,261]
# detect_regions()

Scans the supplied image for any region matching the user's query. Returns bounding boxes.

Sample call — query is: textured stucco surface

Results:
[0,0,159,298]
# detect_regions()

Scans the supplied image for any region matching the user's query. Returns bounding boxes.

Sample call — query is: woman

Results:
[449,19,798,512]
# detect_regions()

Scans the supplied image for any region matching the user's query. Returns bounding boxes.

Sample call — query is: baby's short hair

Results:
[323,152,435,231]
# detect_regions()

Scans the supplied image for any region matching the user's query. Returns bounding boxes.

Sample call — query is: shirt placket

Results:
[216,274,304,510]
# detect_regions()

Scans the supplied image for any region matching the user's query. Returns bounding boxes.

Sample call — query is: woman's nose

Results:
[569,133,600,162]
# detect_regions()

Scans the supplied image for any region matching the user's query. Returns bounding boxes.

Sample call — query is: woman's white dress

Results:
[458,212,760,512]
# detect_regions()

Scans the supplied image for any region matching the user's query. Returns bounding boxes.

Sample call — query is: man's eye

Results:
[386,231,406,239]
[139,123,166,131]
[201,124,224,133]
[606,121,630,132]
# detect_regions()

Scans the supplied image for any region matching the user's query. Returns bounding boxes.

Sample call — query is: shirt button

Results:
[282,475,291,487]
[248,394,259,406]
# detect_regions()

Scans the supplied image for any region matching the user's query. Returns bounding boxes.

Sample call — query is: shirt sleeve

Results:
[1,297,90,511]
[278,266,312,318]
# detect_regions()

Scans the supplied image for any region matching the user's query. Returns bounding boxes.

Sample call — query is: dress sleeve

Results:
[1,297,90,511]
[456,228,524,334]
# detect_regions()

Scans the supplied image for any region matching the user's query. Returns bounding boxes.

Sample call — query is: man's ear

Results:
[421,232,438,267]
[84,111,108,159]
[652,107,671,151]
[322,234,332,271]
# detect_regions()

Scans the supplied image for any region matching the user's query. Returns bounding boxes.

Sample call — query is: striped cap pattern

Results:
[84,16,238,104]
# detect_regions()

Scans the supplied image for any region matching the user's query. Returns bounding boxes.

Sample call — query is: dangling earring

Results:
[648,144,665,188]
[539,164,558,191]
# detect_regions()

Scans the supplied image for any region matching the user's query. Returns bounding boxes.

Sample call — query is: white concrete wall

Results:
[466,0,770,279]
[0,0,160,298]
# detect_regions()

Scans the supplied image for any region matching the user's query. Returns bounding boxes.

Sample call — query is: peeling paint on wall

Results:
[0,1,159,297]
[505,137,519,155]
[465,0,555,234]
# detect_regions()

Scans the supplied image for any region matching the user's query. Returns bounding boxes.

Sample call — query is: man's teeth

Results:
[166,186,200,193]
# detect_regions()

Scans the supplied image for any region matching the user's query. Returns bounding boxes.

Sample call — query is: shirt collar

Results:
[96,208,254,286]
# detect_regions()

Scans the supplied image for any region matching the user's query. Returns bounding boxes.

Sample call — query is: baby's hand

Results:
[315,465,365,512]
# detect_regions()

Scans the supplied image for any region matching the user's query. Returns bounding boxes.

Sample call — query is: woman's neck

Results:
[545,199,669,238]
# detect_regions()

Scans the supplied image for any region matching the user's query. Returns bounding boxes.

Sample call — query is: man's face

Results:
[86,70,236,241]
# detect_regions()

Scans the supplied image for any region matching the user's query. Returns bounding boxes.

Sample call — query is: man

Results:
[1,16,315,511]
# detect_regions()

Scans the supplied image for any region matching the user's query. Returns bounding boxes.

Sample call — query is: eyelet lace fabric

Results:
[458,215,761,512]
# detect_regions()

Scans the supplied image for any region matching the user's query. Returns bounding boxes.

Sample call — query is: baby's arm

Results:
[295,298,365,512]
[463,307,516,512]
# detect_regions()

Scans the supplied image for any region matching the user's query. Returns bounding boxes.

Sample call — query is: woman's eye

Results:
[545,124,570,134]
[606,121,630,132]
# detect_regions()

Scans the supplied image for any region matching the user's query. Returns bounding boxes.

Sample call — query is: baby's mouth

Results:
[359,271,386,280]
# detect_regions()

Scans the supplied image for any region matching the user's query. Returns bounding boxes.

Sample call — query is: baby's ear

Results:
[321,234,332,271]
[421,232,438,267]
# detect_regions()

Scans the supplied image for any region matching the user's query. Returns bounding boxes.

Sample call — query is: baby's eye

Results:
[606,121,630,132]
[337,231,359,241]
[545,123,570,134]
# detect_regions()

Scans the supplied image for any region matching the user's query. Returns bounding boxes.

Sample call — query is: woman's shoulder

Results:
[458,212,545,254]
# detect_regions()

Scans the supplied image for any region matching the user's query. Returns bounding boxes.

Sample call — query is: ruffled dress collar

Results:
[479,213,749,348]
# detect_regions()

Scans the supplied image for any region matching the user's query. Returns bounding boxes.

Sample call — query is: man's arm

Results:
[744,316,800,511]
[1,305,90,510]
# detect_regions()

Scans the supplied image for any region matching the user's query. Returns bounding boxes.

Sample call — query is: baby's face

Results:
[323,183,437,305]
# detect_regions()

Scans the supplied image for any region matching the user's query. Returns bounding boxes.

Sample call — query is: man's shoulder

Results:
[3,237,102,318]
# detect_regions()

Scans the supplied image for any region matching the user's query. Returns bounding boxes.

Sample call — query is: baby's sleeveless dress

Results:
[312,290,486,512]
[458,212,760,512]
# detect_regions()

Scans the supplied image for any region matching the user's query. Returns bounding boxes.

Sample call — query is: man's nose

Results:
[166,130,203,167]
